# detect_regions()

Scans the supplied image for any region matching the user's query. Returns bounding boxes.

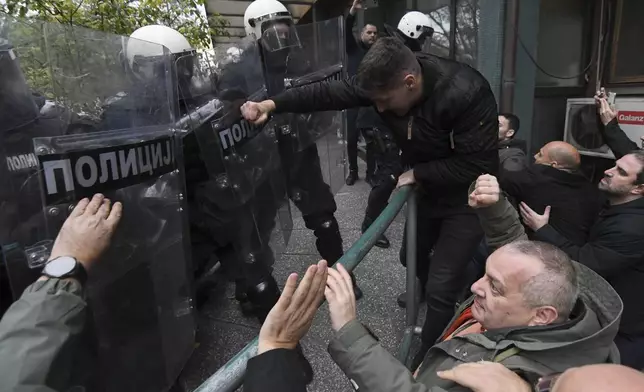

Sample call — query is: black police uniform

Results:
[360,121,403,238]
[0,98,68,315]
[101,85,282,323]
[257,45,362,294]
[231,46,345,265]
[103,59,316,386]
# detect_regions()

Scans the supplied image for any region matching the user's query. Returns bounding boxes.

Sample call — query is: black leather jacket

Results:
[271,53,499,214]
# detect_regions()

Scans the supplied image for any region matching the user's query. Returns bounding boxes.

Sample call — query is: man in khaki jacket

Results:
[324,177,622,392]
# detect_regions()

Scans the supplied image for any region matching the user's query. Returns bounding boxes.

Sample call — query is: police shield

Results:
[0,16,195,391]
[278,17,349,195]
[285,16,347,151]
[175,37,293,255]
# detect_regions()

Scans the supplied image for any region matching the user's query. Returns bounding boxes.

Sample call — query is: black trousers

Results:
[362,126,402,229]
[347,109,359,172]
[280,141,344,265]
[400,206,483,350]
[189,175,283,321]
[615,333,644,370]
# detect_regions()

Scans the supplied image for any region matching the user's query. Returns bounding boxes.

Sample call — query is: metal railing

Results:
[194,185,419,392]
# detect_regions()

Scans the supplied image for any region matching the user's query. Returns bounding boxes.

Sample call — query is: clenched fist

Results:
[241,100,276,125]
[468,174,501,209]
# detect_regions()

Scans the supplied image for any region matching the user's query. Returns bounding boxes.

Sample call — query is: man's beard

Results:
[598,180,629,197]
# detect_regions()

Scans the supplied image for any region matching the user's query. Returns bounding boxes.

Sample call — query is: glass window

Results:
[417,0,451,58]
[455,0,480,67]
[609,0,644,83]
[535,0,586,87]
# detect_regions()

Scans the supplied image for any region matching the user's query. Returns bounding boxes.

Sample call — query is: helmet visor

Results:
[0,46,39,132]
[261,19,300,52]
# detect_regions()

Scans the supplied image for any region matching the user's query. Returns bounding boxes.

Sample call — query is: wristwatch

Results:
[42,256,87,285]
[534,373,562,392]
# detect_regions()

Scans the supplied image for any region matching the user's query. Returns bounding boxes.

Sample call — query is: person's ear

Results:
[506,129,515,138]
[403,74,416,90]
[631,184,644,196]
[529,306,559,326]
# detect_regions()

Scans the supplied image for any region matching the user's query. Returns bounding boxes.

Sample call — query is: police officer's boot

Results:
[345,170,358,186]
[246,275,314,384]
[361,217,390,249]
[234,280,255,316]
[312,216,363,300]
[245,275,281,322]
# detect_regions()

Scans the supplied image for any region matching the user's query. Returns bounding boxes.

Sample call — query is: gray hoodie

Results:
[498,138,527,172]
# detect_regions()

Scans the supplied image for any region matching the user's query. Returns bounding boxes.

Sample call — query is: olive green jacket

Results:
[0,278,90,392]
[328,195,622,392]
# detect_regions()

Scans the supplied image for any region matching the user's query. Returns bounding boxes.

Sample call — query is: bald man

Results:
[553,364,644,392]
[498,141,601,245]
[437,362,644,392]
[534,141,581,171]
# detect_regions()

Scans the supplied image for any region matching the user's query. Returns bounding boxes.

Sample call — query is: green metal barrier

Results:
[194,185,418,392]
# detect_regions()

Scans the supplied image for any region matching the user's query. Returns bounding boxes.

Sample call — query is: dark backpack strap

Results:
[493,346,521,363]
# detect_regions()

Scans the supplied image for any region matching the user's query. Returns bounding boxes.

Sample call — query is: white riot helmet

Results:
[397,11,433,41]
[226,47,243,62]
[125,25,198,98]
[244,0,300,52]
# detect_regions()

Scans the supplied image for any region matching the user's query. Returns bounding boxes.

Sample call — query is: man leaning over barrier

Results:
[313,175,621,392]
[242,36,499,367]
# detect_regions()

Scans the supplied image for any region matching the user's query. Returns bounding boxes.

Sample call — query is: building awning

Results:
[205,0,317,43]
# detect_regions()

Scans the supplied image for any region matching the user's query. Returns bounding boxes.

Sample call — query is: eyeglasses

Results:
[535,373,562,392]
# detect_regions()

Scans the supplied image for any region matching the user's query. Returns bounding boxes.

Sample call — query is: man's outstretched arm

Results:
[272,76,372,114]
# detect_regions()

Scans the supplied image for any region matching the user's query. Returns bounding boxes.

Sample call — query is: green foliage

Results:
[0,0,228,119]
[1,0,228,49]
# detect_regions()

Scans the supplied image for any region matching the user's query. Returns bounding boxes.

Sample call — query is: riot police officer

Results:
[103,24,315,383]
[385,11,434,53]
[242,0,362,297]
[0,40,68,315]
[104,26,283,320]
[361,11,434,249]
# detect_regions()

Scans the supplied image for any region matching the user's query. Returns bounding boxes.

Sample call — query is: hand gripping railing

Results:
[194,185,419,392]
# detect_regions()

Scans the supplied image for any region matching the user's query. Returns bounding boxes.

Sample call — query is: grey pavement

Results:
[178,141,413,392]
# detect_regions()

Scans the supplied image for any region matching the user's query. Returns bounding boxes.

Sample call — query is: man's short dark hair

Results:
[362,23,377,33]
[500,113,520,136]
[629,149,644,185]
[356,37,420,95]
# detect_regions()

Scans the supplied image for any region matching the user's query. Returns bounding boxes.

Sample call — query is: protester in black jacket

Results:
[345,0,378,185]
[497,113,527,172]
[520,95,644,369]
[241,37,498,369]
[459,141,601,301]
[501,141,601,246]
